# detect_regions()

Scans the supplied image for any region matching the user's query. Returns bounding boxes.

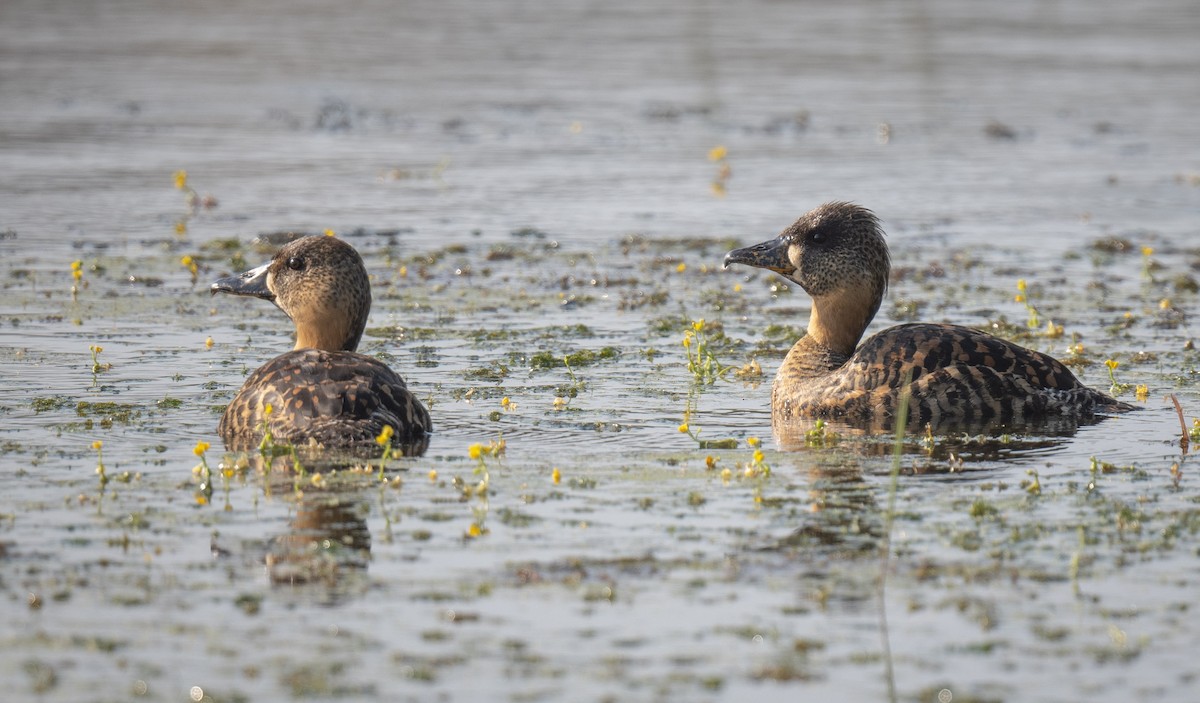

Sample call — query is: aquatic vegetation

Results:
[1023,469,1042,496]
[677,418,737,450]
[743,437,771,479]
[92,440,108,488]
[193,440,213,504]
[1141,246,1155,281]
[375,424,395,479]
[181,255,199,284]
[88,344,106,375]
[530,346,618,370]
[463,437,504,538]
[1105,358,1131,395]
[173,170,217,212]
[70,260,84,299]
[1014,278,1063,337]
[683,319,731,385]
[804,419,840,448]
[708,145,731,197]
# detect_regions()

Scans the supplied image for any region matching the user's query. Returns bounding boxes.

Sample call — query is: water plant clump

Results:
[683,319,734,385]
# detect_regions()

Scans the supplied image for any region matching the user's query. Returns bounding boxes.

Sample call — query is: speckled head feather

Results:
[724,202,1133,433]
[726,202,889,356]
[212,235,371,352]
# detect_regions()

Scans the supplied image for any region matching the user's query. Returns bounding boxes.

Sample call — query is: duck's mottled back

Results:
[212,235,431,455]
[724,202,1133,431]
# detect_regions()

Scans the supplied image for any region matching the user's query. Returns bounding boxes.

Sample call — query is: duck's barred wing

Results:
[777,323,1131,427]
[219,349,431,456]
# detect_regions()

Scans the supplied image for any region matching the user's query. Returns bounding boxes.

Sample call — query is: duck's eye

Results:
[286,256,305,271]
[809,230,824,243]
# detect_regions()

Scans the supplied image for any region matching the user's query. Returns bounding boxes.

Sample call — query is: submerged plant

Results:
[677,417,737,450]
[804,419,840,448]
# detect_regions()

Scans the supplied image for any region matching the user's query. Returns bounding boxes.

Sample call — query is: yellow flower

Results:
[467,523,482,538]
[376,425,395,446]
[753,449,765,464]
[173,170,188,190]
[552,397,567,410]
[708,145,728,161]
[720,468,732,482]
[263,403,274,417]
[746,437,761,448]
[1141,246,1154,257]
[676,262,686,273]
[1160,298,1171,310]
[678,423,689,434]
[205,336,214,349]
[91,440,103,450]
[310,473,326,488]
[193,440,210,456]
[468,443,484,460]
[1016,279,1027,293]
[705,455,716,470]
[552,467,561,484]
[692,319,705,332]
[428,469,438,481]
[174,221,188,235]
[1105,359,1119,371]
[733,283,743,293]
[89,344,103,354]
[323,229,335,237]
[1135,384,1149,402]
[682,334,692,349]
[501,396,512,410]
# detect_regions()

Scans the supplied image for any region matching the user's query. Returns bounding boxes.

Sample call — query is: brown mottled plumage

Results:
[211,235,430,455]
[724,202,1133,431]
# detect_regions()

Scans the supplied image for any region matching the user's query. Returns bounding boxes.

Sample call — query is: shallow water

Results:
[2,0,1200,701]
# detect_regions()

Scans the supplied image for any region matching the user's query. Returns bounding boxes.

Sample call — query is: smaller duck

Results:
[211,235,431,455]
[723,202,1133,430]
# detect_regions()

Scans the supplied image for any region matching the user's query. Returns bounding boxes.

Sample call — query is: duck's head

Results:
[723,202,890,354]
[212,235,371,352]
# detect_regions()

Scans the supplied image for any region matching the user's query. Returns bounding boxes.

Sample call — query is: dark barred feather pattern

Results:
[219,349,431,456]
[772,323,1133,429]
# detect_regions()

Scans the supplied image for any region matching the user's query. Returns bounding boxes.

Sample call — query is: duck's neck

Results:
[293,315,361,352]
[805,292,876,358]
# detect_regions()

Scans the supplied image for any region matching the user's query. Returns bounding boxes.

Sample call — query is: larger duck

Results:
[723,202,1133,429]
[211,235,431,455]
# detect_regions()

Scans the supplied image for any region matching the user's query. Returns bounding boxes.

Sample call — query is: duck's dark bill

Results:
[723,237,794,275]
[211,261,274,300]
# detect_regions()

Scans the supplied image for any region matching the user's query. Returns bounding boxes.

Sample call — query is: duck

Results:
[211,234,431,456]
[723,202,1134,430]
